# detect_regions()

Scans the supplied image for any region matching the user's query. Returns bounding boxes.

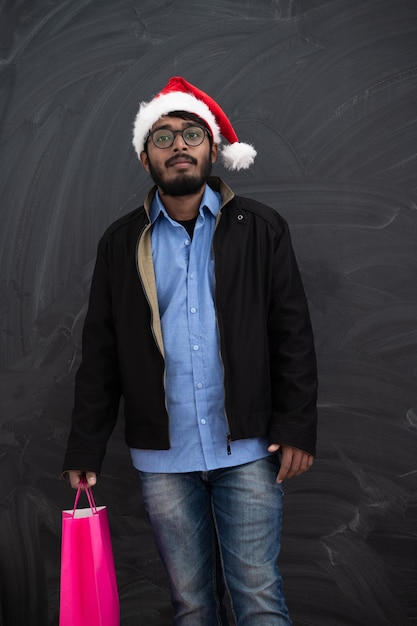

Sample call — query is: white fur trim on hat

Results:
[221,142,257,171]
[132,92,221,156]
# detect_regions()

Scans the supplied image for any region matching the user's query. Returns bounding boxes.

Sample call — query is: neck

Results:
[158,185,206,220]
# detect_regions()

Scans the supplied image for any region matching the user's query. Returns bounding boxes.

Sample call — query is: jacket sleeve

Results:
[267,218,318,455]
[62,238,122,474]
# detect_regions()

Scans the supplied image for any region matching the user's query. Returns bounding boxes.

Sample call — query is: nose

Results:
[172,132,188,150]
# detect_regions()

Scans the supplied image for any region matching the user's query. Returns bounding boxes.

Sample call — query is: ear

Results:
[211,142,219,164]
[140,151,150,172]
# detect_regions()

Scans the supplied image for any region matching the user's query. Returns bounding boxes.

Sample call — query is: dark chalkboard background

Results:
[1,1,416,624]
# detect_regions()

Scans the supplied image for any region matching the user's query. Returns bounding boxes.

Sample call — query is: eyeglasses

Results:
[147,125,209,149]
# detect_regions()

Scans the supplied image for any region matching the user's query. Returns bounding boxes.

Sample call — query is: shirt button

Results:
[196,383,203,389]
[190,273,195,279]
[193,345,199,351]
[184,239,190,246]
[201,419,206,425]
[190,307,197,313]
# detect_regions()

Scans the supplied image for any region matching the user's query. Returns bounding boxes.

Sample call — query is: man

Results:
[63,77,318,625]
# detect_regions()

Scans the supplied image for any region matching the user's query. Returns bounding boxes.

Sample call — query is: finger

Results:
[293,451,314,476]
[287,453,303,479]
[268,443,280,453]
[286,452,314,480]
[302,453,314,474]
[299,453,313,474]
[67,470,98,489]
[68,470,83,489]
[276,449,294,484]
[276,465,289,484]
[85,472,97,487]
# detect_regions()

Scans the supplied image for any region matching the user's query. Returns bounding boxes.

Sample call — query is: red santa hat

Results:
[132,76,256,171]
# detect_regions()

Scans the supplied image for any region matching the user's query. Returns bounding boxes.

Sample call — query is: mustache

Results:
[165,154,198,167]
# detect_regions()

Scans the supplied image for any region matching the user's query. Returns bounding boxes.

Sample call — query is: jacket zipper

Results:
[226,432,232,455]
[213,209,232,455]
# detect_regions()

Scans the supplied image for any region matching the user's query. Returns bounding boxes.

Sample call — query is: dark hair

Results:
[167,110,211,134]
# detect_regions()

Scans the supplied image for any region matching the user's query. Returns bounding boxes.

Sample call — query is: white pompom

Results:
[221,142,257,171]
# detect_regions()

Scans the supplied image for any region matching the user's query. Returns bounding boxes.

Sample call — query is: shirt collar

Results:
[149,184,221,224]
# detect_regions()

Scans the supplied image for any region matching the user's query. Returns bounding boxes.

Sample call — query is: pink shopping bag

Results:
[59,480,120,626]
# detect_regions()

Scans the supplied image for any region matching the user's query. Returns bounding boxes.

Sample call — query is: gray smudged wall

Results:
[0,1,416,624]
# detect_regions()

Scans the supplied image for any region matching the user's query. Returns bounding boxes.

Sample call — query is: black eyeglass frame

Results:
[147,125,211,149]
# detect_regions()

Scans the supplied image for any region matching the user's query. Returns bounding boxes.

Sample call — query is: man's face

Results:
[140,116,218,196]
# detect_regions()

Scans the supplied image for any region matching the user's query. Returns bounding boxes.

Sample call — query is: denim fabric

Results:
[139,455,292,625]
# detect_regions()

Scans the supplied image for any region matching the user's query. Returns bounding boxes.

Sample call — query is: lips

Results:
[166,155,197,168]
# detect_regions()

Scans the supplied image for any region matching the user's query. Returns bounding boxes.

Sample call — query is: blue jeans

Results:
[139,455,292,625]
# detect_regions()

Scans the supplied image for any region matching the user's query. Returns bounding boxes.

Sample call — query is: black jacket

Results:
[63,178,318,474]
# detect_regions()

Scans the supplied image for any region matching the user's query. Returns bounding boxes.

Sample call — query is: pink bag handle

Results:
[72,477,98,517]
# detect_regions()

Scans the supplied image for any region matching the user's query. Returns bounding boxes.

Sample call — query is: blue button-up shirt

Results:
[130,185,270,472]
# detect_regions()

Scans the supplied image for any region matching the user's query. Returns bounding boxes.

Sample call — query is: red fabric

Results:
[160,76,239,144]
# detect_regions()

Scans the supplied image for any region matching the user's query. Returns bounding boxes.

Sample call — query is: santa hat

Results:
[132,76,256,171]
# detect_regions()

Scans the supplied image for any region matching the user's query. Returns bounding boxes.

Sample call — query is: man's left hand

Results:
[267,444,314,484]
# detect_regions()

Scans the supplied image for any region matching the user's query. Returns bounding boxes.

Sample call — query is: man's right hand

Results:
[68,470,97,489]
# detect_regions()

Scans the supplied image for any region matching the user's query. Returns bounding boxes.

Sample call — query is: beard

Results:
[147,152,213,196]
